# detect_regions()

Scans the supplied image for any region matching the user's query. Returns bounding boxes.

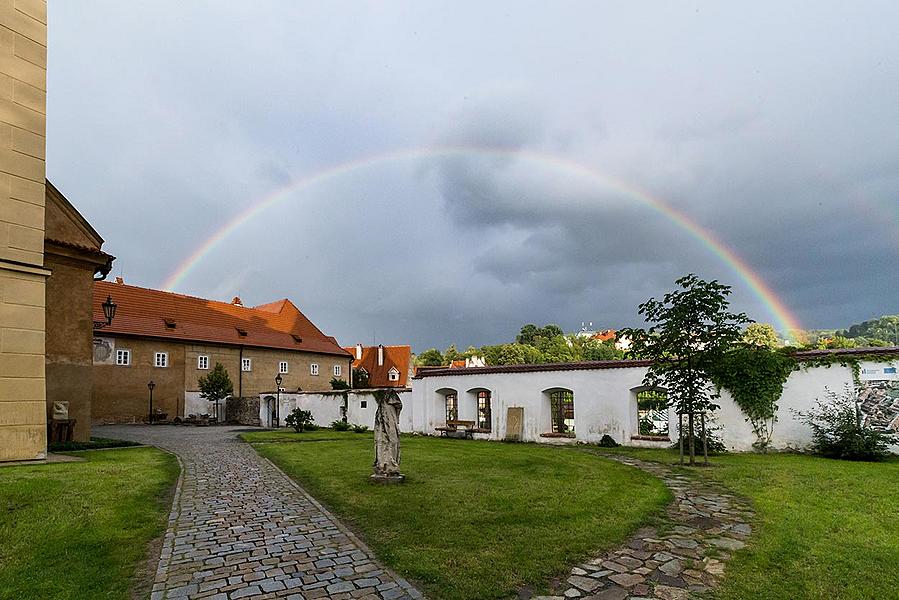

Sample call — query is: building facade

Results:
[92,281,353,423]
[0,0,49,461]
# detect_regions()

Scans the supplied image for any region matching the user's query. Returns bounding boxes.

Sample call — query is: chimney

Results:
[377,344,384,366]
[231,296,243,306]
[115,276,124,285]
[355,344,363,360]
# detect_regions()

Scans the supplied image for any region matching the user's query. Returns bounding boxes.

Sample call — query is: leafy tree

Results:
[582,338,625,361]
[285,408,314,433]
[415,348,444,366]
[482,343,544,365]
[816,335,857,350]
[330,377,349,390]
[538,335,579,363]
[443,344,462,363]
[516,324,540,346]
[352,367,370,388]
[743,323,781,348]
[622,274,750,465]
[198,362,233,422]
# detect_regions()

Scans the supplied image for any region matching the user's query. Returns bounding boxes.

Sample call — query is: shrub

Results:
[597,434,620,448]
[285,408,314,433]
[794,385,892,461]
[352,424,369,433]
[331,420,351,431]
[330,377,350,390]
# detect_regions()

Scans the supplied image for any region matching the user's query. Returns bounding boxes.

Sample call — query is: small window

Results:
[310,363,319,376]
[550,390,574,434]
[115,349,131,366]
[445,393,458,423]
[388,367,400,382]
[241,358,252,372]
[278,361,289,374]
[477,390,492,430]
[360,400,367,409]
[333,364,342,377]
[197,355,209,370]
[154,352,168,368]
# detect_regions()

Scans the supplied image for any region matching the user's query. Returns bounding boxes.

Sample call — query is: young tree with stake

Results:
[198,362,234,423]
[622,274,750,465]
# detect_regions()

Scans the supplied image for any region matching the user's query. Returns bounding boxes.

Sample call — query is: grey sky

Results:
[46,1,899,350]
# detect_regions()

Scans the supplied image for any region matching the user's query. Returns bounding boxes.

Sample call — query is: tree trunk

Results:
[678,412,684,466]
[701,411,709,465]
[688,411,696,465]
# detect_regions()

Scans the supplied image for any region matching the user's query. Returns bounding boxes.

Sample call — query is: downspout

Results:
[238,345,244,397]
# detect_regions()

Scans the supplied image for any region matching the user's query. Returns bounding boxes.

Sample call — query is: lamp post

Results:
[274,373,283,428]
[147,381,156,424]
[93,295,118,329]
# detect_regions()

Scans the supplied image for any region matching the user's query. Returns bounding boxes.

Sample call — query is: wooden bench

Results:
[436,420,476,439]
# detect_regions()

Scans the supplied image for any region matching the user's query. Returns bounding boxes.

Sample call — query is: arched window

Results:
[445,392,458,423]
[637,389,668,436]
[477,391,491,430]
[550,390,574,434]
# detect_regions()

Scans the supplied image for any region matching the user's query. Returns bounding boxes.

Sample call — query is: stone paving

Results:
[530,454,754,600]
[99,425,421,600]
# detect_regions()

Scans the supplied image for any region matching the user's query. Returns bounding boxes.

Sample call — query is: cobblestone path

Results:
[100,425,421,600]
[533,454,754,600]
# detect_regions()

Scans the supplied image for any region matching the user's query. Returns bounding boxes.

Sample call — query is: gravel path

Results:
[99,425,421,600]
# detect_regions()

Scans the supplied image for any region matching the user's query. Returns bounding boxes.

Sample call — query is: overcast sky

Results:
[47,1,899,351]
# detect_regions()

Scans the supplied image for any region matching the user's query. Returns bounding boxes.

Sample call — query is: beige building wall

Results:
[0,0,48,461]
[93,335,353,422]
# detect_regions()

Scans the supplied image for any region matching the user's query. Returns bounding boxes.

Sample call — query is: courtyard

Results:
[3,426,897,599]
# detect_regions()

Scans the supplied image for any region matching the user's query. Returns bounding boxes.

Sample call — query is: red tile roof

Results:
[343,345,411,388]
[94,281,351,357]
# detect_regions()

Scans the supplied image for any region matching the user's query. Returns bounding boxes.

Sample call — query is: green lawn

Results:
[0,447,179,600]
[244,431,670,599]
[597,447,899,600]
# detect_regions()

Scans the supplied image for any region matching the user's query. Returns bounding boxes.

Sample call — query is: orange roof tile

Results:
[343,345,411,388]
[94,281,351,357]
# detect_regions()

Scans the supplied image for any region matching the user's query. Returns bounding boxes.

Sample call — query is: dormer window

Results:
[236,327,247,337]
[163,318,176,329]
[388,367,400,382]
[291,334,303,344]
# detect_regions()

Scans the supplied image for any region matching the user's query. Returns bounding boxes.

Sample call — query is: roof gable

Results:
[342,345,412,387]
[44,180,104,249]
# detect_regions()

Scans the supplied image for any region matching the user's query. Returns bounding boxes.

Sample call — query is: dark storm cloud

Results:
[45,1,899,350]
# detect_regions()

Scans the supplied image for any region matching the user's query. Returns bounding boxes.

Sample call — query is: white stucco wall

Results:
[258,389,412,430]
[184,391,227,421]
[410,360,899,452]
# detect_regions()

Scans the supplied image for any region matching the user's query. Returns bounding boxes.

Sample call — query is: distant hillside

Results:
[836,315,899,345]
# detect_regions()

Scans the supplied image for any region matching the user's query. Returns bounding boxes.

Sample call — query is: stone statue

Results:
[371,389,405,483]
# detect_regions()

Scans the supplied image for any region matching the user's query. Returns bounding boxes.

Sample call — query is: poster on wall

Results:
[93,337,115,365]
[858,380,899,436]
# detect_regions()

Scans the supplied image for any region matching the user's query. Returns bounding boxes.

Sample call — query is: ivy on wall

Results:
[709,346,796,452]
[710,347,899,452]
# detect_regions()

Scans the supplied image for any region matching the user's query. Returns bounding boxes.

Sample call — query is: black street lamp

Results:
[147,381,156,424]
[274,373,283,428]
[93,295,118,329]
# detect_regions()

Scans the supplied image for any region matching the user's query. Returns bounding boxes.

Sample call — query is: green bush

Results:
[352,424,369,433]
[330,420,351,431]
[795,385,892,461]
[285,408,314,433]
[330,377,350,390]
[597,434,620,448]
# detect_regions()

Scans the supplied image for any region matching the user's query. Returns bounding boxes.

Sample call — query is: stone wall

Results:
[0,0,49,461]
[225,396,260,426]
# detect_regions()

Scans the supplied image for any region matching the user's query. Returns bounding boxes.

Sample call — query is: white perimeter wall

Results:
[259,389,413,431]
[184,391,227,422]
[410,360,899,452]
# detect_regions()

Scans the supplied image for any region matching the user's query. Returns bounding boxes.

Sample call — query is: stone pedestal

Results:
[369,473,405,484]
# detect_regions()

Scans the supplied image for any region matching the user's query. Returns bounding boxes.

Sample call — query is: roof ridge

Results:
[97,280,258,311]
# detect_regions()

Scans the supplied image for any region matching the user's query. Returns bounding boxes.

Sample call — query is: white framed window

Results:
[388,367,400,382]
[154,352,168,368]
[333,364,342,377]
[115,349,131,366]
[279,361,289,374]
[242,358,252,372]
[197,355,209,370]
[310,363,319,376]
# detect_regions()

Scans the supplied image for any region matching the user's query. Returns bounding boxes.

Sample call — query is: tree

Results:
[330,377,349,390]
[582,338,625,361]
[415,348,444,366]
[352,367,370,388]
[285,408,314,433]
[443,344,462,363]
[198,362,233,422]
[622,274,750,465]
[538,335,579,363]
[743,323,780,348]
[516,324,540,346]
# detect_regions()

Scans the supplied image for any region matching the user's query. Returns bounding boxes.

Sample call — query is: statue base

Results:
[370,473,405,484]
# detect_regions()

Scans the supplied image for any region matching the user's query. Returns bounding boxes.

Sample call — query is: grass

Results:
[47,436,142,452]
[243,430,670,600]
[597,447,899,600]
[0,447,179,600]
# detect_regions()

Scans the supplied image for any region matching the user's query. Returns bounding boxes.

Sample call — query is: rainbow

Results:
[161,145,803,334]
